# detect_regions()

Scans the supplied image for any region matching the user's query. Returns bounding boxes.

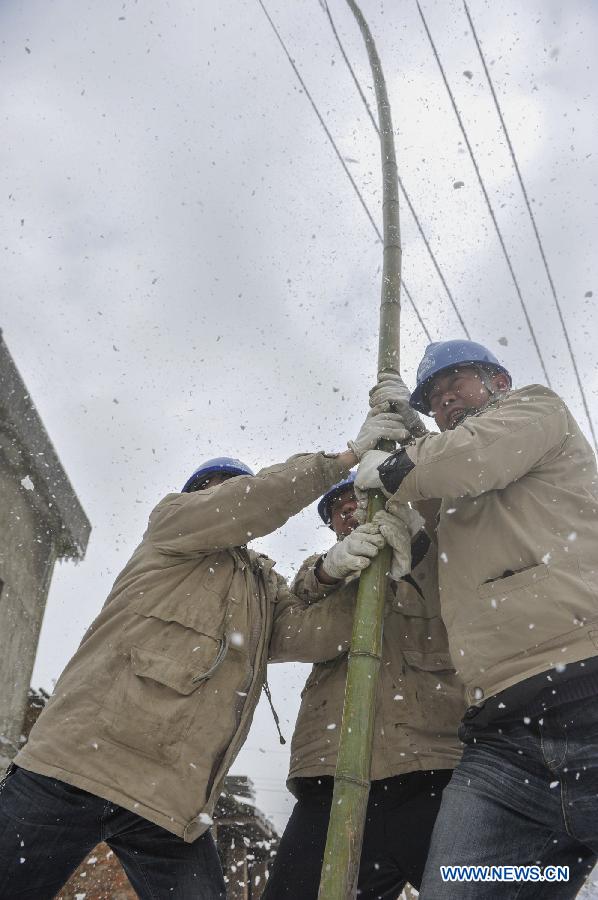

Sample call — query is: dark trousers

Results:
[0,766,226,899]
[262,770,453,900]
[419,696,598,899]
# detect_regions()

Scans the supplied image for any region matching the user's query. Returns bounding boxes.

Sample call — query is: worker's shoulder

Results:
[146,492,184,519]
[509,383,564,404]
[495,384,567,416]
[154,491,183,506]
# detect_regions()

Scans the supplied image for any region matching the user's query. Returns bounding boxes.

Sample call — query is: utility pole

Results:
[318,2,407,897]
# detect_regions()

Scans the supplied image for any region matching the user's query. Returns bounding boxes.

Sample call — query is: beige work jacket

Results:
[17,452,349,840]
[390,385,598,705]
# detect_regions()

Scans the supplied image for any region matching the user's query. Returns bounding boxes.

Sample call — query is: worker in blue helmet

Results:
[317,472,356,528]
[363,340,512,437]
[353,344,598,896]
[3,404,411,899]
[408,339,512,421]
[350,339,513,522]
[264,468,465,900]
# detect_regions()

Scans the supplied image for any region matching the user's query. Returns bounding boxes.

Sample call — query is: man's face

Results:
[427,365,508,431]
[329,487,359,539]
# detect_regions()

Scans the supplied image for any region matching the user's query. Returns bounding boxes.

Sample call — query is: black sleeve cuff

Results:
[410,529,431,570]
[378,449,416,495]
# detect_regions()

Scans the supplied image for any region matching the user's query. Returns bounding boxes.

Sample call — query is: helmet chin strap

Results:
[476,365,499,396]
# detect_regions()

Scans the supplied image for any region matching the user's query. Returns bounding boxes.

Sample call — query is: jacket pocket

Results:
[478,563,549,598]
[474,562,558,648]
[100,625,229,763]
[132,640,228,690]
[391,582,428,617]
[399,647,464,733]
[460,562,577,680]
[398,612,453,668]
[403,648,454,671]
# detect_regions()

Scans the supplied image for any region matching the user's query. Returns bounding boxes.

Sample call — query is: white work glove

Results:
[320,522,386,581]
[373,507,424,580]
[348,408,410,460]
[369,372,428,438]
[352,450,393,523]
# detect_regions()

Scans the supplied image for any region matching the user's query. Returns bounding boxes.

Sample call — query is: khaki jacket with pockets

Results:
[269,542,464,790]
[389,385,598,706]
[16,452,349,841]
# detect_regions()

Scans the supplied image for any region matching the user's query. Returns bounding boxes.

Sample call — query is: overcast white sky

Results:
[2,0,597,845]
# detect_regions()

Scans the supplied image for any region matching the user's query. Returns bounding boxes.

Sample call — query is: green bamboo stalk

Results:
[318,2,403,897]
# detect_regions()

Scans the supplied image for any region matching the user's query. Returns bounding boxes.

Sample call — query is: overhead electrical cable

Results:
[416,1,552,386]
[322,0,471,339]
[463,0,596,452]
[256,0,433,341]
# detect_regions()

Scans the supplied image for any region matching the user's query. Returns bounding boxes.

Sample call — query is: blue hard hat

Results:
[317,472,356,525]
[181,457,254,493]
[409,340,512,414]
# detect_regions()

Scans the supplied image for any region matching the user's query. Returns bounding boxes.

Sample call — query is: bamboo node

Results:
[348,649,382,661]
[334,773,371,789]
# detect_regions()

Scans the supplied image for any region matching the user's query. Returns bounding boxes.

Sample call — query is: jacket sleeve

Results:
[390,387,568,505]
[147,453,349,557]
[268,557,357,664]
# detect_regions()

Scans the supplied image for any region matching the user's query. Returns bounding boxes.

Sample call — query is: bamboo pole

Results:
[318,2,404,897]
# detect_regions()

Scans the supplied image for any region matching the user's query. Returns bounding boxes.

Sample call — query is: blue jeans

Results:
[0,766,226,899]
[419,695,598,898]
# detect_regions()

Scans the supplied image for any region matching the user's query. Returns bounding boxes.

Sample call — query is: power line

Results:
[463,1,597,453]
[256,0,433,342]
[322,0,471,340]
[416,1,552,387]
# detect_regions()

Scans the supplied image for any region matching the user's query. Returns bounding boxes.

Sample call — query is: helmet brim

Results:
[181,463,253,493]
